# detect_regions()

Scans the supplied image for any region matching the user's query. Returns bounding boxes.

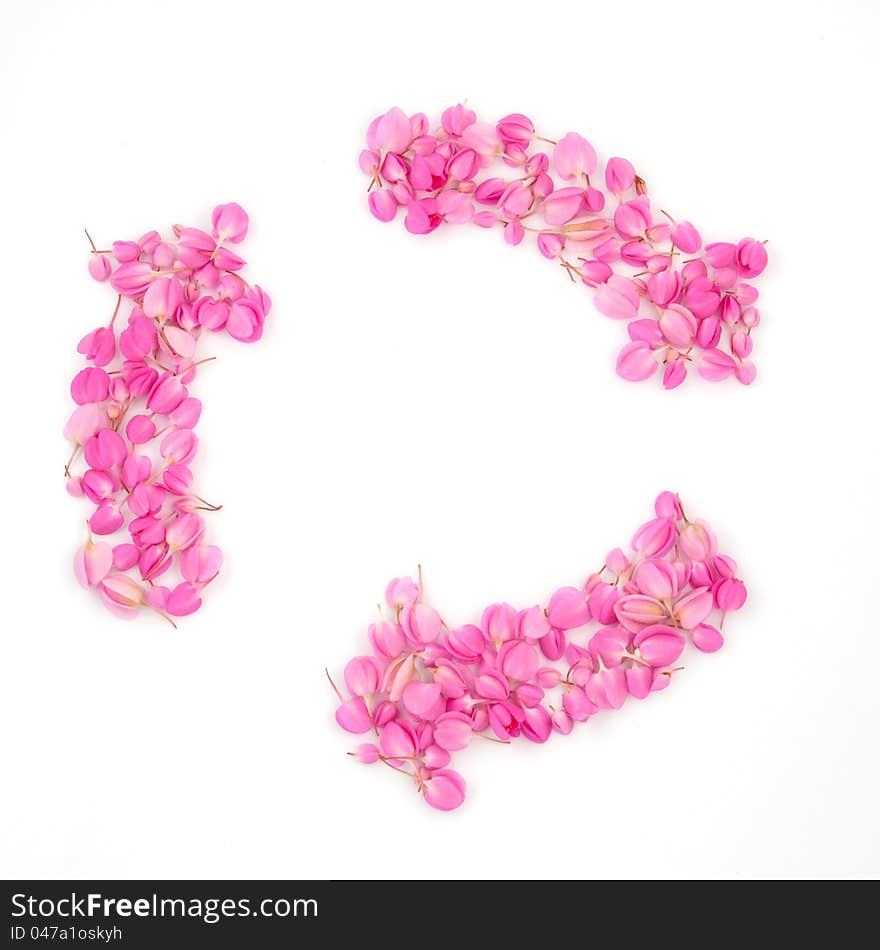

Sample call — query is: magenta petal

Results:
[379,719,418,759]
[89,501,124,535]
[670,220,701,253]
[628,318,663,345]
[211,202,249,243]
[166,582,202,617]
[663,359,687,389]
[588,626,631,667]
[518,605,552,641]
[542,186,586,226]
[625,665,654,699]
[563,685,596,722]
[481,602,518,644]
[73,540,113,588]
[374,107,412,153]
[616,341,658,381]
[401,681,443,720]
[615,594,668,632]
[403,602,442,644]
[698,348,737,381]
[596,275,640,320]
[368,189,398,223]
[603,668,628,709]
[538,628,566,661]
[520,705,552,743]
[716,578,747,611]
[125,414,156,445]
[344,656,381,697]
[497,640,539,682]
[633,625,685,666]
[432,712,473,751]
[634,559,678,600]
[335,697,373,735]
[605,156,636,193]
[692,623,724,653]
[423,769,466,811]
[673,588,714,629]
[473,670,509,701]
[546,586,590,630]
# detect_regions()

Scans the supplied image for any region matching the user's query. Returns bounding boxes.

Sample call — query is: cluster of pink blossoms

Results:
[361,106,767,388]
[330,492,747,811]
[65,203,269,625]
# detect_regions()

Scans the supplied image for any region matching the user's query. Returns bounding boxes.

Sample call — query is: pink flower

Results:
[632,516,676,557]
[658,304,697,347]
[110,261,154,297]
[692,624,724,653]
[402,681,444,720]
[441,103,476,136]
[542,186,586,226]
[586,666,627,710]
[647,270,682,308]
[89,254,111,281]
[605,156,636,194]
[226,297,265,343]
[99,573,145,619]
[633,558,679,600]
[422,769,466,811]
[368,189,398,222]
[436,190,473,224]
[715,578,747,612]
[433,712,474,751]
[78,327,116,366]
[671,588,714,629]
[404,198,442,235]
[670,220,702,253]
[683,277,721,319]
[633,625,685,667]
[736,238,768,277]
[74,538,113,588]
[370,107,412,153]
[496,113,534,145]
[497,640,540,683]
[705,242,736,267]
[446,147,481,182]
[70,367,110,405]
[616,341,658,381]
[147,372,187,414]
[498,181,533,219]
[336,696,373,734]
[698,348,738,381]
[661,358,686,389]
[211,202,249,243]
[595,275,640,320]
[553,132,597,180]
[613,197,652,238]
[460,122,501,160]
[402,602,443,645]
[546,587,590,630]
[615,594,669,632]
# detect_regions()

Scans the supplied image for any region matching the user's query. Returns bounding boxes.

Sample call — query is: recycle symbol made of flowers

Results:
[65,104,763,811]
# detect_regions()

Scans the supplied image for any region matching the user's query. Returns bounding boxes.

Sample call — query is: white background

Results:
[1,0,877,880]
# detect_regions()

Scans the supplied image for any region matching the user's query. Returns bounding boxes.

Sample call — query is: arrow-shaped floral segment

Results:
[361,106,767,388]
[65,203,270,625]
[330,492,747,811]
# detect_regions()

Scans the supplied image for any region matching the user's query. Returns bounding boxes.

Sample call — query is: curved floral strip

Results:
[66,203,270,625]
[329,492,747,811]
[362,106,767,388]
